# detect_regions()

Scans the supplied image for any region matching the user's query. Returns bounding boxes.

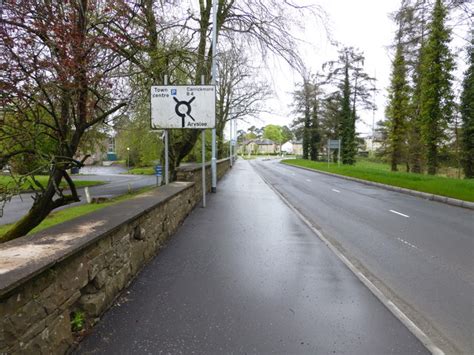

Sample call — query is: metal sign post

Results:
[202,130,206,207]
[338,140,341,166]
[327,140,330,167]
[328,139,341,166]
[155,164,163,186]
[164,131,169,184]
[164,75,169,185]
[211,0,218,193]
[234,119,238,161]
[201,75,206,208]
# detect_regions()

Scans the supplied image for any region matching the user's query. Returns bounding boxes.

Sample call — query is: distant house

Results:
[75,135,116,166]
[292,140,303,156]
[281,141,302,155]
[363,132,383,152]
[281,141,293,154]
[239,139,279,155]
[106,136,117,161]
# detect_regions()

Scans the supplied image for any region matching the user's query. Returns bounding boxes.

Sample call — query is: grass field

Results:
[0,186,155,243]
[281,159,474,202]
[0,175,104,192]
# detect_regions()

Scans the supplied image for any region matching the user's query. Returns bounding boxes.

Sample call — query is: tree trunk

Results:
[427,142,437,175]
[1,169,79,242]
[391,135,400,172]
[2,196,56,242]
[165,130,202,180]
[391,159,398,172]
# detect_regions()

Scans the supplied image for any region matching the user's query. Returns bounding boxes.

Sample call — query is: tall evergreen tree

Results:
[291,75,322,160]
[340,62,356,164]
[386,24,410,171]
[408,68,426,173]
[394,0,430,173]
[310,96,321,161]
[319,92,342,162]
[419,0,455,175]
[303,79,312,160]
[324,47,375,165]
[461,32,474,178]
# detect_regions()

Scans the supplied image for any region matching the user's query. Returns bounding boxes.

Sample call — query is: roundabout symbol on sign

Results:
[173,96,196,127]
[150,85,215,129]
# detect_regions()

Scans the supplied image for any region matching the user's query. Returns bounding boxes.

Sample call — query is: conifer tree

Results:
[461,32,474,178]
[395,0,430,173]
[408,68,425,173]
[303,80,312,160]
[323,47,375,165]
[291,75,322,161]
[310,97,321,161]
[340,63,356,164]
[419,0,455,175]
[386,27,410,171]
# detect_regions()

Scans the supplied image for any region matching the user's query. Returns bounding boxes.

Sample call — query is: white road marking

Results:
[306,179,311,182]
[332,189,341,193]
[257,172,445,355]
[397,237,419,250]
[390,210,410,218]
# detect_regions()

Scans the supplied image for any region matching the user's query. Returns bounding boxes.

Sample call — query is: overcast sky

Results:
[237,0,472,138]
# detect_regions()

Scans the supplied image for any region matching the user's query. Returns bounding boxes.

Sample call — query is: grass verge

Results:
[126,167,155,175]
[240,155,296,160]
[0,175,104,192]
[0,186,155,243]
[281,159,474,202]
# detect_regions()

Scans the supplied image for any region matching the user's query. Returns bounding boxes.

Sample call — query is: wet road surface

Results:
[253,159,474,354]
[77,160,427,354]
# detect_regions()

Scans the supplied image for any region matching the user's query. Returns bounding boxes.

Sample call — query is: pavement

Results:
[253,158,474,354]
[0,172,156,225]
[77,160,428,355]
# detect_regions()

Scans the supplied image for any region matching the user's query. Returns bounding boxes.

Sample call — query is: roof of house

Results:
[255,139,275,145]
[243,139,275,146]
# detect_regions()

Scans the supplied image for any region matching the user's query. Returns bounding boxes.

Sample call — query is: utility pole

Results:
[229,119,233,167]
[372,69,377,152]
[211,0,218,192]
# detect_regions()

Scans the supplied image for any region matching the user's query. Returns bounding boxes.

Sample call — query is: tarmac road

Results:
[0,171,156,225]
[253,158,474,354]
[77,160,428,354]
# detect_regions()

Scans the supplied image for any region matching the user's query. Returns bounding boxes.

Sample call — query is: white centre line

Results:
[397,237,419,250]
[331,189,341,193]
[390,210,410,218]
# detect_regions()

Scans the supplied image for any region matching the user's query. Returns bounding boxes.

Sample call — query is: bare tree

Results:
[216,46,272,155]
[103,0,324,177]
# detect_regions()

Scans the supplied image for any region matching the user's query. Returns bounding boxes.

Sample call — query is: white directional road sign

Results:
[151,85,216,129]
[328,139,341,149]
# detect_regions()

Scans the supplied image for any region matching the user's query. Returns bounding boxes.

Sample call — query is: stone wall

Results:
[0,159,231,354]
[176,158,232,196]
